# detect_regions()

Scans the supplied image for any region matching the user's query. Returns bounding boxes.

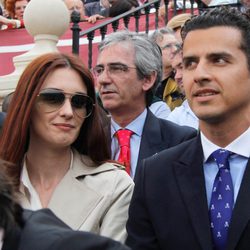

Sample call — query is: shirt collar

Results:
[201,127,250,162]
[111,109,147,138]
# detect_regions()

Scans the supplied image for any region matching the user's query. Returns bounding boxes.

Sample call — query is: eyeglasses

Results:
[161,43,182,51]
[92,63,137,77]
[37,88,94,118]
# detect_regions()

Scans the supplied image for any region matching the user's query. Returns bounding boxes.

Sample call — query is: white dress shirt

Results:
[202,127,250,206]
[167,100,199,129]
[111,109,147,179]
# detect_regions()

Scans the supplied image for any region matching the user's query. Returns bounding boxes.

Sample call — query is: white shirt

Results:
[111,109,147,179]
[20,151,74,210]
[149,101,171,120]
[209,0,237,6]
[202,127,250,206]
[167,100,199,129]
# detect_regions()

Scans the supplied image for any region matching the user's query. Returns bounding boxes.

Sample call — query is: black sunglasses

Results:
[37,88,94,118]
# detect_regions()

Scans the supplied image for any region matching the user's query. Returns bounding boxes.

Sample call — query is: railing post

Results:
[71,10,81,55]
[100,26,107,40]
[182,0,186,12]
[87,31,95,69]
[164,0,169,25]
[144,4,150,34]
[123,15,131,29]
[112,20,119,32]
[134,10,141,33]
[189,0,195,15]
[154,0,160,30]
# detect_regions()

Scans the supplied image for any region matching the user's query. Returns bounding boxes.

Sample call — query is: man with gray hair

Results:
[150,28,184,111]
[93,30,196,179]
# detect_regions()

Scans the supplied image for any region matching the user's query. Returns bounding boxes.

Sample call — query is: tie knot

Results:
[116,129,133,147]
[212,149,231,170]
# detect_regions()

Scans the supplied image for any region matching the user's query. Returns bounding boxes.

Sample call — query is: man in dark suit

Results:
[93,30,196,179]
[126,7,250,250]
[0,160,130,250]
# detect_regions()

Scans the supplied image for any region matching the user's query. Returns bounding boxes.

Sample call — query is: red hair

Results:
[0,52,110,189]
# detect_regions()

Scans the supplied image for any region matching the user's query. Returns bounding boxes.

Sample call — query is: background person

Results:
[0,52,134,243]
[166,13,192,42]
[150,28,184,111]
[167,48,198,129]
[94,30,196,179]
[1,0,28,29]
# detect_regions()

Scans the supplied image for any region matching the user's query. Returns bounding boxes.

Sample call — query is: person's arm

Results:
[0,15,24,29]
[87,14,105,24]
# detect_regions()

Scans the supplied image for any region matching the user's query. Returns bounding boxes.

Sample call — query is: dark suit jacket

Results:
[106,110,197,179]
[3,209,130,250]
[85,2,109,17]
[126,136,250,250]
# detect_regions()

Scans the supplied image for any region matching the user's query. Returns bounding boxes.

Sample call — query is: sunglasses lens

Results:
[37,92,65,113]
[37,89,94,118]
[71,95,93,118]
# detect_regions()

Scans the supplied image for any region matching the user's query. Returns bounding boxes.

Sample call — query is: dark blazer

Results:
[106,110,197,179]
[126,135,250,250]
[3,209,130,250]
[85,2,109,17]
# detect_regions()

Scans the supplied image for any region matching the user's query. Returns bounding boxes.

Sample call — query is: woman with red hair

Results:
[0,52,134,243]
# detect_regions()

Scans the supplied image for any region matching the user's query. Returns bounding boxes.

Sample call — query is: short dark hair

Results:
[181,7,250,70]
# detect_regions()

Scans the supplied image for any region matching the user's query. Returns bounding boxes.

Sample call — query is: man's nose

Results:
[193,62,211,84]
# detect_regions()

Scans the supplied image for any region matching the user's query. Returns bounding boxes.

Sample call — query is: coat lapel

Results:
[173,137,213,250]
[47,151,117,230]
[138,111,168,167]
[227,159,250,250]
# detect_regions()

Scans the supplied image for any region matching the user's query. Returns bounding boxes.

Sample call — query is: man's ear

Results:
[142,71,157,91]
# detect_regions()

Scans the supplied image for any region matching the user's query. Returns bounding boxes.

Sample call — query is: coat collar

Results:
[174,136,250,250]
[70,149,123,177]
[19,150,123,230]
[137,110,168,164]
[173,136,213,250]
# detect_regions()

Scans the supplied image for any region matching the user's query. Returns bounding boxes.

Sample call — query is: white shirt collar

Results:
[201,127,250,163]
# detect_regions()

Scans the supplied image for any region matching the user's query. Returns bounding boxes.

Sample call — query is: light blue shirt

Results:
[111,109,147,179]
[149,101,171,120]
[167,100,199,129]
[202,127,250,207]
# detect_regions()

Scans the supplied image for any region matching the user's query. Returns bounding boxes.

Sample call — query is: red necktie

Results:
[116,129,133,175]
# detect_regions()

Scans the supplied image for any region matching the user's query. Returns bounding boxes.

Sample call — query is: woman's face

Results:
[30,67,88,149]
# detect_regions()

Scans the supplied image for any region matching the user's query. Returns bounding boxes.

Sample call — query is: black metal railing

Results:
[71,0,198,69]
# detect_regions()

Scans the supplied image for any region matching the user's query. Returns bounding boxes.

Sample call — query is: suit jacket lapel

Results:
[173,136,213,250]
[227,159,250,250]
[138,111,168,167]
